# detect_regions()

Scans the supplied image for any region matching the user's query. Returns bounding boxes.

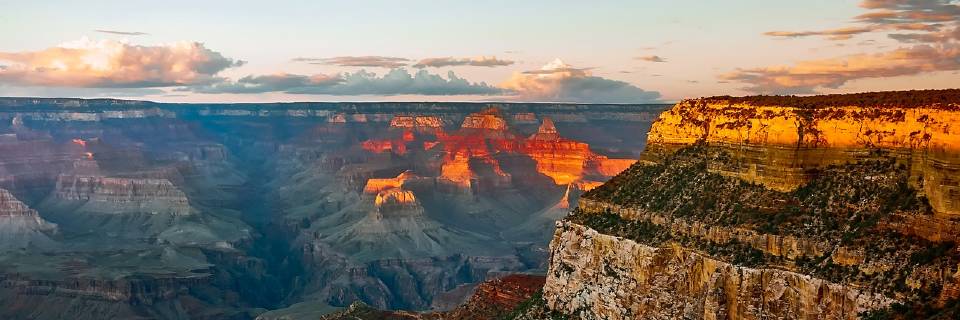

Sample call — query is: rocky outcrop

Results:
[53,175,192,215]
[461,108,508,131]
[439,274,545,319]
[521,118,635,185]
[643,94,960,218]
[543,222,893,320]
[373,189,422,218]
[363,171,418,194]
[0,188,58,250]
[389,115,444,129]
[577,199,841,263]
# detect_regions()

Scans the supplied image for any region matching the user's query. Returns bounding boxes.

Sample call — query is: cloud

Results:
[293,56,409,68]
[889,25,960,43]
[721,44,960,94]
[729,1,960,94]
[191,68,502,96]
[764,1,958,41]
[500,59,660,103]
[413,56,514,68]
[94,29,149,36]
[764,27,876,41]
[0,37,243,88]
[0,86,165,98]
[635,55,667,62]
[765,24,940,40]
[857,0,960,24]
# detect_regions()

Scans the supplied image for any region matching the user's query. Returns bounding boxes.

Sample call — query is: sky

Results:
[0,0,958,103]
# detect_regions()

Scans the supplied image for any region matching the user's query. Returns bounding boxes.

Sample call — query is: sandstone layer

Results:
[643,95,960,218]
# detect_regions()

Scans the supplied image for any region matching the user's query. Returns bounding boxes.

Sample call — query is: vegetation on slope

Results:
[574,144,960,319]
[701,88,960,109]
[500,290,570,320]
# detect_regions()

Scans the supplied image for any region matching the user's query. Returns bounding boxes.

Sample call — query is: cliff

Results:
[543,222,893,319]
[53,175,192,216]
[530,90,960,320]
[0,188,58,250]
[643,91,960,218]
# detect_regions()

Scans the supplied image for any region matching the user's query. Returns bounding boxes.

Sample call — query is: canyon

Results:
[4,89,958,320]
[0,98,663,319]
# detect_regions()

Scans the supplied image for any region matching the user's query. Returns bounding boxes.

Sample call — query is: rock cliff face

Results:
[389,115,445,129]
[643,94,960,218]
[544,222,892,320]
[0,188,58,250]
[531,90,960,320]
[53,175,192,215]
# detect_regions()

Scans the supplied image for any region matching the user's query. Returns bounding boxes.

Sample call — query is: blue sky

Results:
[1,0,957,102]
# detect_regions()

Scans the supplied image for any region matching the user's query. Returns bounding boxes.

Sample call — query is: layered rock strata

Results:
[54,175,192,215]
[643,95,960,218]
[544,222,893,320]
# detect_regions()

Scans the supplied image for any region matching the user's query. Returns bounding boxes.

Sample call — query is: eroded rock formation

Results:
[53,175,192,215]
[0,188,58,250]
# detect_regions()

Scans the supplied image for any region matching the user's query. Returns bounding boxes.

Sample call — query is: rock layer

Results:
[644,97,960,218]
[0,188,58,250]
[54,175,192,215]
[543,222,893,320]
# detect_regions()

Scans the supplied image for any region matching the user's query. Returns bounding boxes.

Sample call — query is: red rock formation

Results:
[423,141,440,150]
[461,108,508,131]
[374,188,418,209]
[590,157,635,177]
[438,116,516,188]
[363,171,417,194]
[362,139,407,155]
[438,274,546,319]
[390,115,444,129]
[527,117,560,141]
[522,139,591,185]
[521,118,635,185]
[362,130,418,155]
